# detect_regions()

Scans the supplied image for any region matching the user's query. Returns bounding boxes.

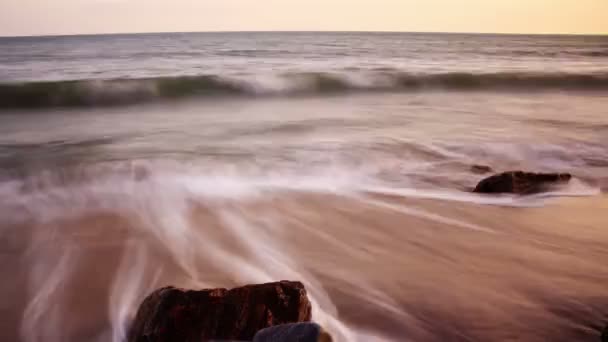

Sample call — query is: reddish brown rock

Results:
[128,281,312,342]
[473,171,572,195]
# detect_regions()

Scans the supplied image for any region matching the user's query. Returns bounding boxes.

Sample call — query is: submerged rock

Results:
[253,322,333,342]
[470,164,493,174]
[473,171,572,194]
[128,281,312,342]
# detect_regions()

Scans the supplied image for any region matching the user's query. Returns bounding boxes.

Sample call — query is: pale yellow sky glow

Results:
[0,0,606,36]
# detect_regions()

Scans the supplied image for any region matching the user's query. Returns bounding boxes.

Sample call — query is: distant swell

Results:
[2,71,608,108]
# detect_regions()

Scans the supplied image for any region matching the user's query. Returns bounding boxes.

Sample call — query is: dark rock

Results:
[470,164,493,174]
[253,322,333,342]
[128,281,312,342]
[602,324,608,342]
[473,171,572,195]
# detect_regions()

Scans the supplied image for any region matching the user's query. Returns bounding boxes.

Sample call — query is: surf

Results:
[2,71,608,109]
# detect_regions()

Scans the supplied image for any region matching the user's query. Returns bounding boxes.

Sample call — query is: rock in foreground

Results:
[473,171,572,194]
[128,281,312,342]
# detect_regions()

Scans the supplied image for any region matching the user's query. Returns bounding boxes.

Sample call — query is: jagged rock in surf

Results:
[473,171,572,194]
[128,281,312,342]
[470,164,493,174]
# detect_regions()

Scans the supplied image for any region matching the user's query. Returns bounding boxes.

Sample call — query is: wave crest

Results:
[2,71,608,109]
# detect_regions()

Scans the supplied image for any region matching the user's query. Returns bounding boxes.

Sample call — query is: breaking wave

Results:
[2,71,608,108]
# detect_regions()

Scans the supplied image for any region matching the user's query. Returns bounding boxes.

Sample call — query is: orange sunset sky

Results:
[1,0,607,36]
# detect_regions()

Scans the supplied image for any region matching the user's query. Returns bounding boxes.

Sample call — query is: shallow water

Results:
[1,32,608,341]
[2,188,608,341]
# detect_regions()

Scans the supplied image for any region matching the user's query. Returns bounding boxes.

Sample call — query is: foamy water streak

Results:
[1,170,414,341]
[0,162,606,341]
[109,241,161,342]
[21,242,79,342]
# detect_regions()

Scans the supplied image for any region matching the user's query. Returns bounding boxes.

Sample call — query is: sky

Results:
[0,0,607,37]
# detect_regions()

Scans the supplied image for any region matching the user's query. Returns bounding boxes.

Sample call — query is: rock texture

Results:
[128,281,312,342]
[473,171,572,194]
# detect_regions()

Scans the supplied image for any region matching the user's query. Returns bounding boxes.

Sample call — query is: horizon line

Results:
[1,29,607,39]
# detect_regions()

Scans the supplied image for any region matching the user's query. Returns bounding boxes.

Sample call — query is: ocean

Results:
[0,32,607,341]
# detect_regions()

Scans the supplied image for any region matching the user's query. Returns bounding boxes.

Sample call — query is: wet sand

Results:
[2,191,607,341]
